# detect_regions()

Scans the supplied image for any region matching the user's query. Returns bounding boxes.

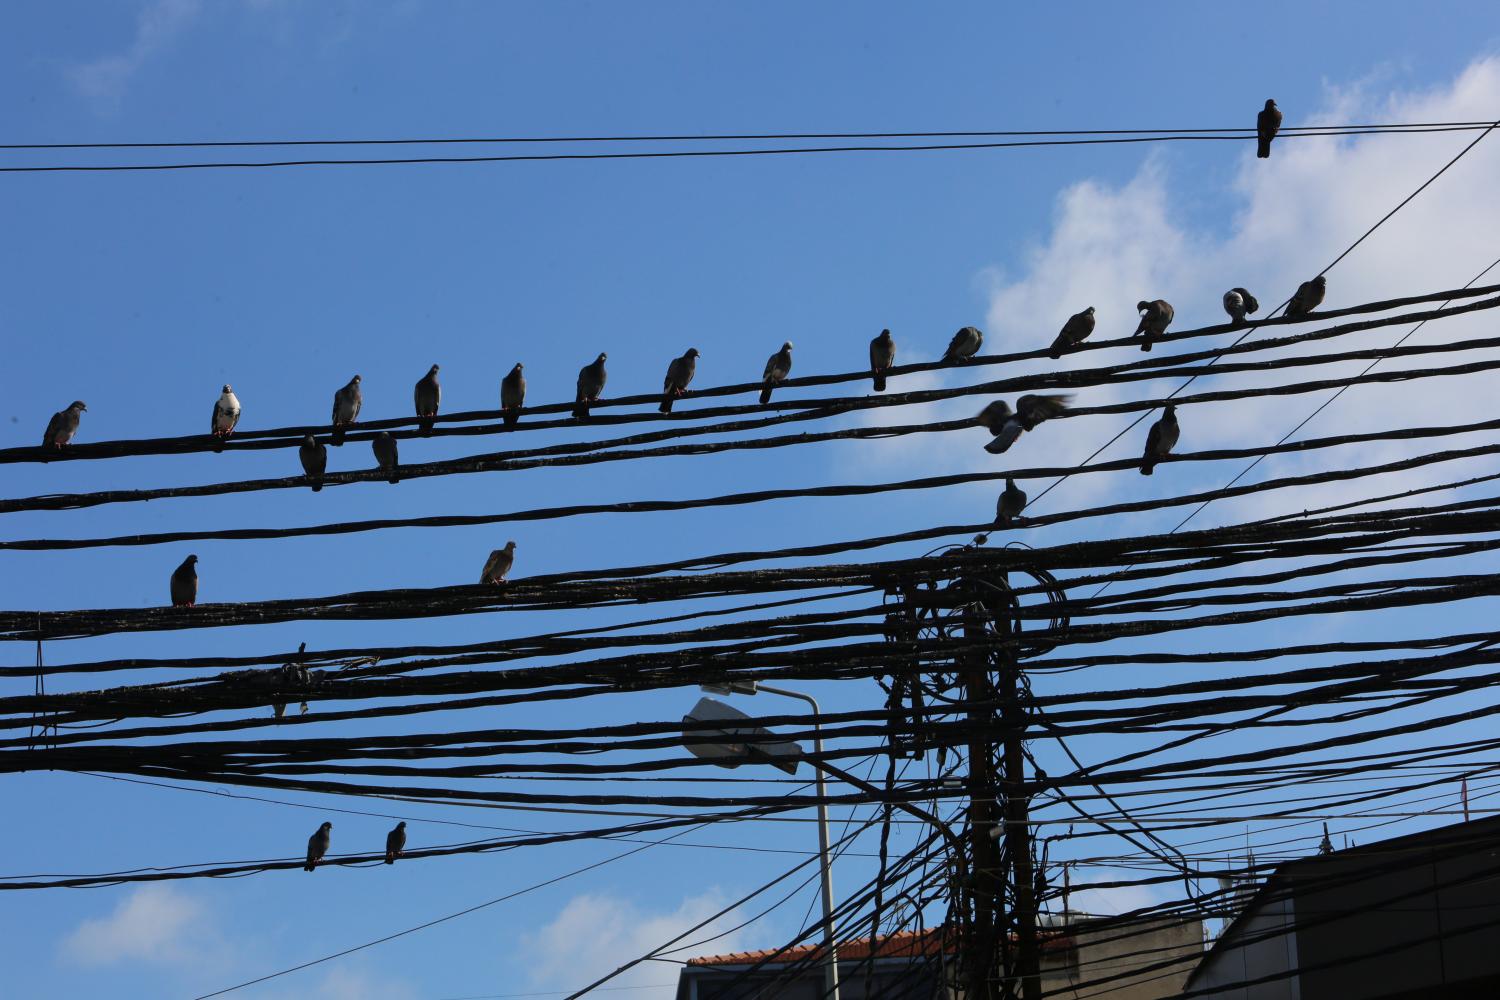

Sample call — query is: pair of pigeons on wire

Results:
[303,820,408,872]
[163,541,516,608]
[991,403,1181,526]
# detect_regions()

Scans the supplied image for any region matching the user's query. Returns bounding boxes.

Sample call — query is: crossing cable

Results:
[5,124,1493,174]
[4,120,1488,151]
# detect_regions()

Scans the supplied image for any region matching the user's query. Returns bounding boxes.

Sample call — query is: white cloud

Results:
[61,883,213,966]
[960,56,1500,532]
[69,0,202,106]
[305,965,419,1000]
[521,890,764,1000]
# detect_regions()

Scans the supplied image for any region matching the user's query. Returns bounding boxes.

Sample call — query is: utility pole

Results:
[977,574,1041,1000]
[1000,642,1041,1000]
[962,583,1003,1000]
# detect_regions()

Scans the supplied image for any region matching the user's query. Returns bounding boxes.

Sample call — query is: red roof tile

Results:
[686,926,1073,968]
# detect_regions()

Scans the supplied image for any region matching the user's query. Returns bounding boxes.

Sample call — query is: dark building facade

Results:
[1187,815,1500,999]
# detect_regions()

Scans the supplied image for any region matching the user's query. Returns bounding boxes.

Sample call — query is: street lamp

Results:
[684,681,841,1000]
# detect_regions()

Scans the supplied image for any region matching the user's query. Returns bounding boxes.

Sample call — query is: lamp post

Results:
[693,680,840,1000]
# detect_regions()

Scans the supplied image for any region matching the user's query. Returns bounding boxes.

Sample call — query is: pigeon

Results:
[331,375,362,446]
[1222,288,1260,327]
[385,821,407,864]
[42,401,87,450]
[943,326,983,363]
[869,329,896,391]
[1257,99,1282,159]
[170,554,199,607]
[573,353,608,419]
[481,541,517,584]
[760,341,793,404]
[299,434,328,491]
[1133,300,1174,352]
[977,395,1073,455]
[1141,404,1180,476]
[373,432,399,484]
[501,363,526,428]
[210,385,241,451]
[1287,275,1326,317]
[414,365,441,436]
[995,478,1028,525]
[1049,308,1095,359]
[273,641,307,720]
[659,348,700,414]
[305,821,332,872]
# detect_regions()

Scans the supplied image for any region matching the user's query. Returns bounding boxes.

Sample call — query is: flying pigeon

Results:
[170,554,199,607]
[305,821,332,872]
[42,401,87,450]
[1141,404,1180,476]
[760,341,793,404]
[1049,308,1095,359]
[210,385,241,451]
[385,821,407,864]
[659,348,700,414]
[414,365,441,436]
[977,394,1073,455]
[995,478,1028,525]
[501,363,526,428]
[373,432,399,484]
[573,353,608,419]
[943,326,983,363]
[1287,275,1327,317]
[481,541,517,584]
[869,329,896,391]
[299,434,328,491]
[1133,300,1174,352]
[1222,288,1260,327]
[1257,99,1282,159]
[331,375,362,446]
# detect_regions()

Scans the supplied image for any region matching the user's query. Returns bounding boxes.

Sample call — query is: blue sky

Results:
[5,3,1500,998]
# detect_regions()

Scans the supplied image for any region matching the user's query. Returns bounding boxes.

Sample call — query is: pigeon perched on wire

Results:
[273,642,307,720]
[385,821,407,864]
[760,342,793,404]
[299,434,328,491]
[501,363,526,428]
[573,353,607,419]
[170,554,199,607]
[331,375,362,446]
[1133,300,1174,352]
[1049,308,1095,359]
[1257,99,1282,159]
[659,348,700,414]
[414,365,441,436]
[943,326,983,363]
[995,478,1028,525]
[1222,288,1260,327]
[481,541,517,584]
[977,394,1073,455]
[869,329,895,391]
[1286,275,1326,317]
[1141,404,1179,475]
[372,432,399,484]
[42,401,87,450]
[305,821,332,872]
[210,385,240,451]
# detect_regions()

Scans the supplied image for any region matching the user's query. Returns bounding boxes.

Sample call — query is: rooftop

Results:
[686,926,1073,968]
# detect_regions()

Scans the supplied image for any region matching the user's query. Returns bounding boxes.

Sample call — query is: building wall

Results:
[1185,898,1300,1000]
[1042,917,1205,1000]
